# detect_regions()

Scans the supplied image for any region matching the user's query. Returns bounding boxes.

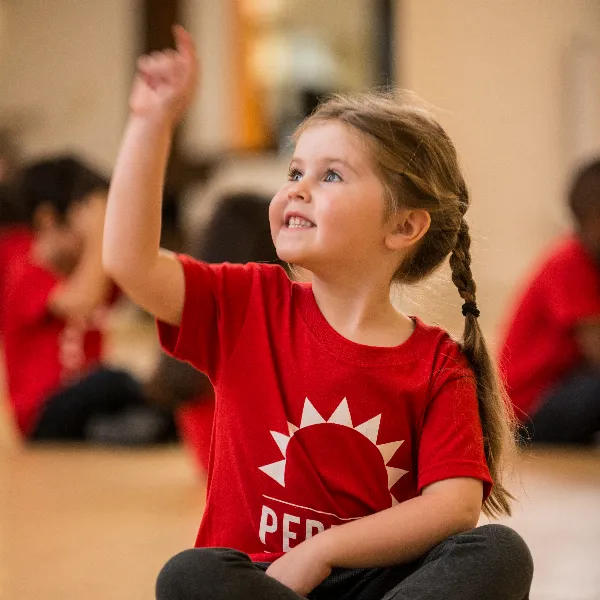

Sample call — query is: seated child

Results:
[500,159,600,444]
[3,155,173,443]
[104,28,532,600]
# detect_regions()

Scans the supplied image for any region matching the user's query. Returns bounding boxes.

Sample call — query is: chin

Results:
[274,239,297,260]
[274,246,308,268]
[276,249,301,265]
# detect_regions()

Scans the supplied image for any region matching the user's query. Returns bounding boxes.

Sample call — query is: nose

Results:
[287,180,310,203]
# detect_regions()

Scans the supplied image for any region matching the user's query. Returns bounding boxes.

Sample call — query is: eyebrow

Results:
[289,157,360,176]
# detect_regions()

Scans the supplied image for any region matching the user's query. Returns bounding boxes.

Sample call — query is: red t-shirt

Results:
[158,257,492,562]
[0,226,33,336]
[499,236,600,420]
[3,253,105,436]
[177,392,216,474]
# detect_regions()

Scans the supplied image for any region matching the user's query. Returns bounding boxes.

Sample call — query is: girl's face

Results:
[270,121,390,275]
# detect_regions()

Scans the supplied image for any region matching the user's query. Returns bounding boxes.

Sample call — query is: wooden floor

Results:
[1,444,599,600]
[484,448,600,600]
[0,444,204,600]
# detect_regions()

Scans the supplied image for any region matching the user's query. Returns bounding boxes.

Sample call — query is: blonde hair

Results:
[295,91,516,517]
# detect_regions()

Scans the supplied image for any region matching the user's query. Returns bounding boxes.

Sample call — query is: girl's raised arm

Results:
[103,26,199,326]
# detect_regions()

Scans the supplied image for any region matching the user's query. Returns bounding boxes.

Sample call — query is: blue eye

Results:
[324,170,341,182]
[288,169,302,181]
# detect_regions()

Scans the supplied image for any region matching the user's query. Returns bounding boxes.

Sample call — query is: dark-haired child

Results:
[3,155,172,443]
[500,159,600,444]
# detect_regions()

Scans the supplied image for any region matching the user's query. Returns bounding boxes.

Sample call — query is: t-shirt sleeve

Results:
[156,255,256,382]
[418,354,493,502]
[544,246,600,327]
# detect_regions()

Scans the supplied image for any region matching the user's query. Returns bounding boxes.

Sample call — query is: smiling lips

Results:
[284,211,315,229]
[286,216,315,229]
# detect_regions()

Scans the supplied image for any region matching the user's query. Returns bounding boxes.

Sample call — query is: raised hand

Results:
[129,25,199,127]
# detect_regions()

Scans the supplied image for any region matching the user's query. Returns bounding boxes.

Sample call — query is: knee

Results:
[156,549,198,600]
[156,548,248,600]
[476,524,534,587]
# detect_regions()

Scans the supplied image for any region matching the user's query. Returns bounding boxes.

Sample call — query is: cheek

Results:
[268,196,284,237]
[320,196,383,243]
[271,188,290,216]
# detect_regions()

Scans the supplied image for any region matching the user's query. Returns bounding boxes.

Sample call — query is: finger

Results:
[138,54,176,83]
[137,54,162,79]
[173,25,196,62]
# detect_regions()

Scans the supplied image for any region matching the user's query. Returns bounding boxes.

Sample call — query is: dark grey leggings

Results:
[30,367,174,444]
[156,524,533,600]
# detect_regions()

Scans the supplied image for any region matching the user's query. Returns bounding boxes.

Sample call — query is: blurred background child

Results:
[500,159,600,445]
[2,155,174,444]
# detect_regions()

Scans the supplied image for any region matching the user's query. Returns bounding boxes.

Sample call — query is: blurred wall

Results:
[2,0,600,348]
[183,0,236,155]
[0,0,137,172]
[398,0,600,346]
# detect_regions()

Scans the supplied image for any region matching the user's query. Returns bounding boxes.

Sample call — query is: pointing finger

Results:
[173,25,196,62]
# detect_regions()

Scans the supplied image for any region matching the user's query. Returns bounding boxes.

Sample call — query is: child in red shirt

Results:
[103,28,532,600]
[500,159,600,444]
[3,156,173,442]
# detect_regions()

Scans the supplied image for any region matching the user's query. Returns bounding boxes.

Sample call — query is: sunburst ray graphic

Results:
[259,398,407,503]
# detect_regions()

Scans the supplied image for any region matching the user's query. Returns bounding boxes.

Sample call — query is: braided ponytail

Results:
[449,207,516,517]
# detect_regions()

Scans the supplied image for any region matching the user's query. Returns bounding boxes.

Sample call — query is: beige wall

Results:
[0,0,137,172]
[0,1,241,165]
[397,0,600,346]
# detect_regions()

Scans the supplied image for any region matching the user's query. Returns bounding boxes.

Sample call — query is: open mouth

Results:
[285,216,315,229]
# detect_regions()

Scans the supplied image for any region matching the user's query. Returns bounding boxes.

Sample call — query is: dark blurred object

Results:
[0,129,21,185]
[191,192,281,264]
[300,89,324,118]
[569,159,600,235]
[20,154,109,224]
[0,183,25,225]
[374,0,395,88]
[0,129,25,225]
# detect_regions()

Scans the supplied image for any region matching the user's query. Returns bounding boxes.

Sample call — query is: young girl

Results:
[104,27,533,600]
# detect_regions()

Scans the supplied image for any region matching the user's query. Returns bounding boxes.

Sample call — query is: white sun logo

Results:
[259,397,408,505]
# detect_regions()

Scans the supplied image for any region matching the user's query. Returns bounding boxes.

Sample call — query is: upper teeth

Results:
[288,216,313,228]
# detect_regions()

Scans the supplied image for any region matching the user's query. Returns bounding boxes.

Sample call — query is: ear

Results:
[32,202,60,232]
[385,208,431,251]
